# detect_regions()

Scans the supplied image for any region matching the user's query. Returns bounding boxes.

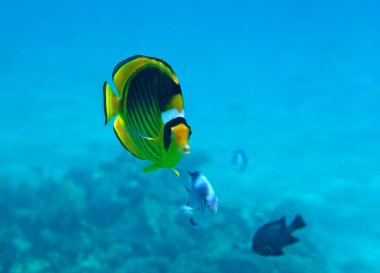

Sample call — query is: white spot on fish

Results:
[161,108,184,124]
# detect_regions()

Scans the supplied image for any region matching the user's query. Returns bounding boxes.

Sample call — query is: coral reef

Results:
[0,153,334,273]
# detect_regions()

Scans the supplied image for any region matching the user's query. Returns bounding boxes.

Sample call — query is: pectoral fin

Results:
[129,131,160,143]
[143,136,160,142]
[180,205,194,216]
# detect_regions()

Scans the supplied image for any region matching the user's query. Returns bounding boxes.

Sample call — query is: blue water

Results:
[1,0,379,272]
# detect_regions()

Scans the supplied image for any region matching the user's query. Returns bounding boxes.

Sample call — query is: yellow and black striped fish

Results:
[103,55,192,176]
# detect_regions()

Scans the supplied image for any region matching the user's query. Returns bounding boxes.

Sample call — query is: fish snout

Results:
[182,144,190,154]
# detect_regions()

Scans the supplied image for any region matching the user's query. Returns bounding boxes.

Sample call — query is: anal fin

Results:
[114,117,143,159]
[142,163,161,173]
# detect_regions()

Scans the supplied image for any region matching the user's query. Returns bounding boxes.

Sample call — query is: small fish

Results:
[232,149,248,172]
[181,171,218,226]
[103,55,192,176]
[252,215,306,256]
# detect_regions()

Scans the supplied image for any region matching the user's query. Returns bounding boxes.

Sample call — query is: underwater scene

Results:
[1,0,380,272]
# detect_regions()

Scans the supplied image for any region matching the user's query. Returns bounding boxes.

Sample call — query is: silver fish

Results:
[232,149,248,172]
[181,171,218,226]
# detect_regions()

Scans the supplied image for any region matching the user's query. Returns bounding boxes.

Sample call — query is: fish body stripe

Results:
[128,109,161,161]
[135,78,160,136]
[109,56,185,165]
[124,73,162,161]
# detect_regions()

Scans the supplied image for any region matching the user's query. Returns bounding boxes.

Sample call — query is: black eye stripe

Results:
[163,117,190,151]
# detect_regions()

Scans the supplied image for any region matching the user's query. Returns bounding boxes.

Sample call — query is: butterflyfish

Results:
[103,55,192,176]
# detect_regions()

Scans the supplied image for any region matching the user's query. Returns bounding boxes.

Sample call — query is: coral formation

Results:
[0,153,328,272]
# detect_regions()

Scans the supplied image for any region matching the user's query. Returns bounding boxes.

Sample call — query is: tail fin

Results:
[287,235,299,245]
[103,81,120,124]
[290,215,306,231]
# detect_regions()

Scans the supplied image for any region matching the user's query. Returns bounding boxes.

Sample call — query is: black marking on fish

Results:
[112,55,176,78]
[112,55,145,79]
[188,171,201,180]
[102,81,108,125]
[163,117,190,151]
[190,218,198,226]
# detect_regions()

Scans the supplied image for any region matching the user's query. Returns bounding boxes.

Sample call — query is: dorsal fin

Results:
[112,55,178,97]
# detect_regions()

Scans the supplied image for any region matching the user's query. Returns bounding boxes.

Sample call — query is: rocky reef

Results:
[0,153,325,273]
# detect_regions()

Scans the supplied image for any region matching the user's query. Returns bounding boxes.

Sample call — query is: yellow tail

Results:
[103,81,120,124]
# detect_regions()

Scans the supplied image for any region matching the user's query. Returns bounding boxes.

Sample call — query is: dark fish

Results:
[252,215,306,256]
[232,149,248,172]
